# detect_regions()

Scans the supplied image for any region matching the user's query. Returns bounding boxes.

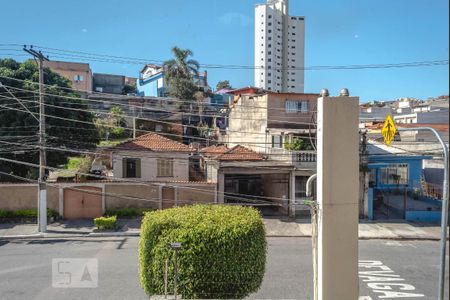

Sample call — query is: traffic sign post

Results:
[382,114,396,145]
[381,123,448,300]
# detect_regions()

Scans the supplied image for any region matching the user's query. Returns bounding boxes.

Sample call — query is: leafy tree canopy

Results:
[216,80,233,91]
[284,137,314,151]
[163,47,200,100]
[0,58,99,181]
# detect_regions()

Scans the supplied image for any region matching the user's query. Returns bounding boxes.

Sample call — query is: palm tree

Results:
[163,47,200,81]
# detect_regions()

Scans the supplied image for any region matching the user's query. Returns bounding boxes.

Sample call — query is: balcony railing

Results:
[268,148,317,165]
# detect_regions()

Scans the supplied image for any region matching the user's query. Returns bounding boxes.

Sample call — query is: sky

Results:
[0,0,448,102]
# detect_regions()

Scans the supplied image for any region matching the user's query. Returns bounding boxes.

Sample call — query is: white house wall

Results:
[113,151,190,182]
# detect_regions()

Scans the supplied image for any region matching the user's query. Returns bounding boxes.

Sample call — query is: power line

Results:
[2,44,448,71]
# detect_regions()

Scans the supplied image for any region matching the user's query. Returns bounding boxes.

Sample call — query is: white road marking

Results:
[359,260,425,299]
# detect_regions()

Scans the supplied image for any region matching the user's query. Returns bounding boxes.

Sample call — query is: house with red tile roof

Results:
[111,133,193,182]
[199,144,303,216]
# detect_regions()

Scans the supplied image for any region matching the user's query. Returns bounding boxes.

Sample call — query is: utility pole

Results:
[24,45,49,233]
[317,88,359,300]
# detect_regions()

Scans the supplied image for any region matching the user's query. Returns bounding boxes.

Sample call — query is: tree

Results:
[94,106,127,140]
[284,137,314,151]
[163,47,200,100]
[216,80,232,91]
[122,83,137,95]
[0,58,99,182]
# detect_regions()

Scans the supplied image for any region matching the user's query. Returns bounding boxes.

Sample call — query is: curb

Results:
[0,233,44,239]
[88,231,140,237]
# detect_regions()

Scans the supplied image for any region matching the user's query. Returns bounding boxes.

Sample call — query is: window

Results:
[380,164,409,185]
[268,30,272,33]
[268,59,272,62]
[155,124,163,132]
[157,158,174,177]
[285,101,309,113]
[123,158,141,178]
[74,74,84,82]
[268,15,272,19]
[268,37,272,40]
[272,135,283,148]
[268,22,272,26]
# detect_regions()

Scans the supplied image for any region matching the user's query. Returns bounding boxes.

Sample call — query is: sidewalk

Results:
[0,218,446,240]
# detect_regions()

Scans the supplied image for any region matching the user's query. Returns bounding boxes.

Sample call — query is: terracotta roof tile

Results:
[114,133,192,152]
[200,145,229,156]
[200,145,264,161]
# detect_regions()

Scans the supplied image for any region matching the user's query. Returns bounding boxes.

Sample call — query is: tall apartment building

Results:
[255,0,305,93]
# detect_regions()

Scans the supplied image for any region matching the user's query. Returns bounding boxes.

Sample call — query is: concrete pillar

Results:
[101,184,106,214]
[158,185,163,210]
[58,187,64,217]
[174,186,179,206]
[289,170,296,218]
[218,171,225,204]
[317,94,359,300]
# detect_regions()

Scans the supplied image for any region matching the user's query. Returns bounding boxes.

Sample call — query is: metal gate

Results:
[63,186,102,219]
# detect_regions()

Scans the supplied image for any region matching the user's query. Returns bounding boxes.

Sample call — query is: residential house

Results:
[112,133,193,182]
[137,64,210,97]
[363,141,441,222]
[43,60,92,92]
[199,144,299,216]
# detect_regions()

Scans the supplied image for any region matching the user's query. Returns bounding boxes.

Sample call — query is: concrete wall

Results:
[0,182,216,215]
[226,94,268,152]
[177,184,216,205]
[105,183,159,210]
[93,73,125,94]
[113,151,190,182]
[0,184,59,211]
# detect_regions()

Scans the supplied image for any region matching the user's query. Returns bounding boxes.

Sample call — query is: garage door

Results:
[64,186,102,219]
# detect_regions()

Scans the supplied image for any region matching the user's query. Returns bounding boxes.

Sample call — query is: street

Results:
[0,237,447,300]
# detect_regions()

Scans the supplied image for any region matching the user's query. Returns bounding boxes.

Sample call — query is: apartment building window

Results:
[74,75,84,82]
[123,158,141,178]
[268,59,272,62]
[268,37,272,40]
[268,30,272,33]
[157,158,174,177]
[268,22,272,26]
[268,15,272,19]
[380,164,409,185]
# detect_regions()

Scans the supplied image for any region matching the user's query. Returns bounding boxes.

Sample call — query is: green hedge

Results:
[94,216,117,230]
[139,205,267,299]
[104,208,155,218]
[0,208,58,218]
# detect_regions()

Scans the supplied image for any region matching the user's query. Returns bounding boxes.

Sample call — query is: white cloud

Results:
[219,12,252,27]
[81,28,88,33]
[354,34,360,39]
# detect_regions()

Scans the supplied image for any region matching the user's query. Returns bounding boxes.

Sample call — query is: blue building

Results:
[366,143,441,222]
[137,64,210,97]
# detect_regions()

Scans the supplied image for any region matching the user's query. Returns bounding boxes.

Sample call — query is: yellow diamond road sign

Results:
[382,114,396,145]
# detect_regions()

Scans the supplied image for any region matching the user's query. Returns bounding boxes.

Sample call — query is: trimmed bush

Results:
[0,208,58,219]
[104,208,154,218]
[94,216,117,230]
[139,205,267,299]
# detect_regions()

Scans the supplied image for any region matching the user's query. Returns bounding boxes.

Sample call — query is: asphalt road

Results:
[0,237,448,300]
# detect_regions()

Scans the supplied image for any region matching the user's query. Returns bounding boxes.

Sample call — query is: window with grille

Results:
[380,164,409,185]
[157,158,174,177]
[285,100,309,113]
